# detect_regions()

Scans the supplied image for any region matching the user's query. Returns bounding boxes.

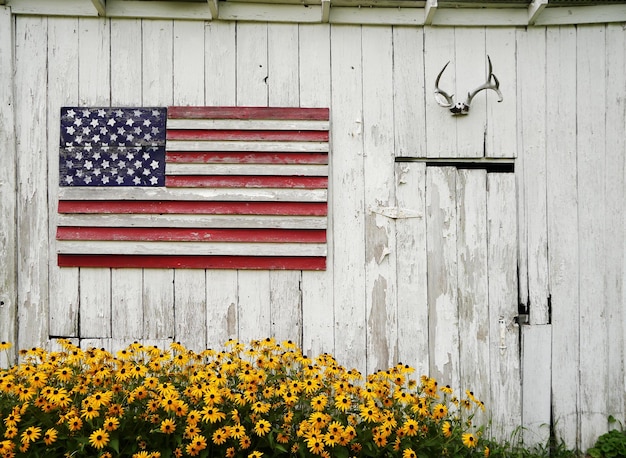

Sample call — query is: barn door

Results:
[395,162,520,441]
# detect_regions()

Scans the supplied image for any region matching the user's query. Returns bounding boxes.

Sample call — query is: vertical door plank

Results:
[142,19,175,345]
[47,17,80,338]
[454,27,485,158]
[395,162,428,376]
[15,17,50,350]
[577,24,608,450]
[172,20,207,352]
[236,23,272,342]
[393,26,426,158]
[77,17,112,339]
[517,27,549,325]
[299,24,334,358]
[546,25,579,449]
[268,23,303,347]
[487,172,521,442]
[485,27,516,158]
[424,27,456,158]
[330,25,366,374]
[205,21,236,106]
[0,7,17,366]
[111,18,144,345]
[456,168,489,428]
[426,167,459,389]
[522,324,552,447]
[204,21,239,349]
[604,23,626,429]
[206,271,238,348]
[362,26,397,373]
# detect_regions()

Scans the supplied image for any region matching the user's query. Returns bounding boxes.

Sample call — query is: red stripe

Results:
[165,176,328,189]
[57,227,326,243]
[58,254,326,270]
[166,152,328,165]
[58,201,327,216]
[167,106,329,121]
[166,130,328,142]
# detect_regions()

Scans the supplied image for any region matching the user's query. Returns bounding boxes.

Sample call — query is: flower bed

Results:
[0,339,487,457]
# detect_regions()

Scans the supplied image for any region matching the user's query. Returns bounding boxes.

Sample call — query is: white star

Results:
[66,109,76,118]
[81,109,91,118]
[126,134,134,142]
[75,135,83,144]
[84,160,93,170]
[126,168,135,176]
[110,134,118,142]
[107,118,116,126]
[115,109,124,118]
[133,176,141,185]
[134,160,142,169]
[142,168,150,176]
[65,126,76,135]
[126,151,135,160]
[101,160,109,169]
[90,119,98,127]
[84,143,92,152]
[111,153,118,161]
[117,160,126,169]
[84,175,92,184]
[142,152,150,160]
[93,151,101,160]
[74,118,83,127]
[75,151,83,161]
[143,119,152,127]
[126,118,135,126]
[92,134,101,143]
[65,160,74,168]
[150,160,160,169]
[149,176,159,185]
[98,109,106,117]
[93,168,101,176]
[116,176,124,184]
[64,175,74,184]
[102,176,110,184]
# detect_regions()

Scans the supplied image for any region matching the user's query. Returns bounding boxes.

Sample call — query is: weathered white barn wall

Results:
[2,11,625,451]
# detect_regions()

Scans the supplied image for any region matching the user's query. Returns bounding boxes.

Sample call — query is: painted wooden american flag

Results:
[57,106,329,270]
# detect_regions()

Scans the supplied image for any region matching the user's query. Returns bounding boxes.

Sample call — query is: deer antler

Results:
[464,55,503,110]
[434,55,503,115]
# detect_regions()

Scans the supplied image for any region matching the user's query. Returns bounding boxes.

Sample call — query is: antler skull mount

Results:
[434,55,503,115]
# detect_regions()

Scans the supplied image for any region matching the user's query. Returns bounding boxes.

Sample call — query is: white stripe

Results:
[57,240,327,257]
[166,140,329,153]
[58,187,327,202]
[167,118,329,131]
[166,163,328,176]
[57,214,327,229]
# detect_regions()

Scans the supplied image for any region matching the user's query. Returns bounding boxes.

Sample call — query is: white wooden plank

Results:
[456,169,489,428]
[394,162,428,376]
[59,186,327,202]
[174,269,207,351]
[15,17,50,350]
[142,19,176,346]
[330,25,366,374]
[205,21,236,106]
[0,6,17,366]
[47,17,80,338]
[219,2,321,23]
[521,324,552,447]
[173,20,205,106]
[8,0,100,16]
[517,27,549,325]
[106,0,212,20]
[604,23,626,432]
[268,23,299,107]
[454,27,485,158]
[299,23,334,359]
[111,269,143,340]
[206,270,238,348]
[426,166,459,389]
[577,24,609,451]
[424,26,456,158]
[79,268,112,338]
[392,26,426,158]
[77,16,112,341]
[238,271,272,342]
[236,23,269,106]
[545,25,579,449]
[487,172,520,442]
[269,271,302,346]
[362,26,397,373]
[485,27,516,158]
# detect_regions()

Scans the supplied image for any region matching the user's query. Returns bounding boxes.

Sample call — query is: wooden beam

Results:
[207,0,218,20]
[321,0,330,23]
[7,0,100,16]
[106,0,212,20]
[528,0,547,25]
[424,0,437,25]
[91,0,105,15]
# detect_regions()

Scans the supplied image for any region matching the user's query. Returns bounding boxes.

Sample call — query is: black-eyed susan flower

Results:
[442,420,452,438]
[253,419,271,437]
[402,448,417,458]
[89,428,110,449]
[103,416,120,431]
[20,426,41,444]
[160,418,176,434]
[462,432,478,448]
[42,428,58,446]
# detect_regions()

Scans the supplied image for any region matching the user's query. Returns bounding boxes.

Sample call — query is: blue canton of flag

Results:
[59,107,167,187]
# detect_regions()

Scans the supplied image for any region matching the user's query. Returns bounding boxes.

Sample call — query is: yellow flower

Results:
[103,416,120,431]
[334,393,351,412]
[442,421,452,438]
[133,452,151,458]
[68,416,83,432]
[0,341,12,350]
[432,403,448,420]
[89,428,110,449]
[248,452,263,458]
[484,446,490,457]
[201,406,226,424]
[402,448,417,458]
[402,418,419,437]
[160,418,176,434]
[253,419,271,437]
[43,428,58,446]
[212,427,228,445]
[462,432,478,448]
[306,437,325,455]
[20,426,41,444]
[228,423,246,439]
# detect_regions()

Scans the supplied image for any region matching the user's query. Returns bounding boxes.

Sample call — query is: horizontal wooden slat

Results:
[57,240,327,256]
[166,129,329,142]
[57,213,328,229]
[57,227,327,243]
[168,106,329,120]
[166,118,330,131]
[58,186,327,202]
[166,139,329,152]
[165,151,329,164]
[165,175,328,189]
[166,163,328,176]
[58,200,327,216]
[58,254,326,270]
